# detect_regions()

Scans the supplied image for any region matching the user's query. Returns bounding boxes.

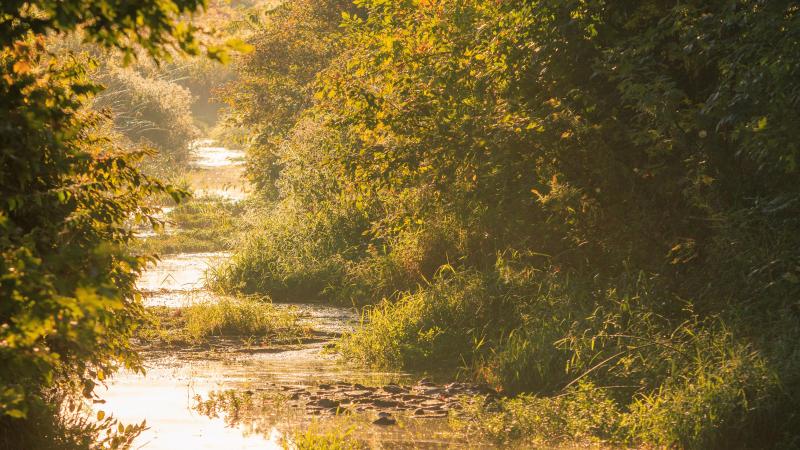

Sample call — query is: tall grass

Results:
[134,196,244,255]
[285,426,364,450]
[336,269,504,368]
[139,297,305,344]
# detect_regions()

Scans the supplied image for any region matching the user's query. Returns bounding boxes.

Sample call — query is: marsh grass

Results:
[134,195,244,254]
[336,269,496,368]
[453,382,620,448]
[137,296,307,346]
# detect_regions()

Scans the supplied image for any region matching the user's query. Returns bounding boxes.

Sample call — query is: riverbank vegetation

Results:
[137,297,306,347]
[210,0,800,448]
[0,0,241,446]
[134,196,245,255]
[3,0,800,448]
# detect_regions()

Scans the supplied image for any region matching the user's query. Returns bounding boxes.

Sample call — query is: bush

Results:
[455,381,621,447]
[209,200,368,302]
[94,68,199,166]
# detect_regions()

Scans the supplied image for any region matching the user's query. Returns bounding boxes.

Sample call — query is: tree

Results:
[0,0,217,446]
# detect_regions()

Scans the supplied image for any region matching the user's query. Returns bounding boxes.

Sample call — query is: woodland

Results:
[1,0,799,448]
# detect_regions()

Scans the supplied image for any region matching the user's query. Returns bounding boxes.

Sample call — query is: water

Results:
[137,252,227,307]
[190,139,245,169]
[188,139,249,200]
[101,140,480,449]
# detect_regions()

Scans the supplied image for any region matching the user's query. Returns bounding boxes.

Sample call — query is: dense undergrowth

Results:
[3,0,799,447]
[209,0,800,448]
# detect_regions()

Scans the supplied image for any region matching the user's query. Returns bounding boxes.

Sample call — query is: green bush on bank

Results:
[213,0,800,447]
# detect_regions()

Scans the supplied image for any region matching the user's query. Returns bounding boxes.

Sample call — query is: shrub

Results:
[455,381,621,447]
[94,68,199,166]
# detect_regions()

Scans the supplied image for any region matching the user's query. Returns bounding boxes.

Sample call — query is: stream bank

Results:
[100,140,492,449]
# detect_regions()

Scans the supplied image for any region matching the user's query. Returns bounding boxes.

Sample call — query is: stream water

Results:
[100,140,483,449]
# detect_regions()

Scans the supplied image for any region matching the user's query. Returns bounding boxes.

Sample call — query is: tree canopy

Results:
[0,0,207,445]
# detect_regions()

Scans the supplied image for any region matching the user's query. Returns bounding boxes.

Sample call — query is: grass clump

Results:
[285,426,364,450]
[138,297,306,346]
[336,269,506,368]
[134,196,244,255]
[455,381,620,447]
[208,201,368,302]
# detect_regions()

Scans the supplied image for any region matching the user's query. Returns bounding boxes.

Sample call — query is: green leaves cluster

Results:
[219,1,800,447]
[1,0,203,445]
[1,0,208,62]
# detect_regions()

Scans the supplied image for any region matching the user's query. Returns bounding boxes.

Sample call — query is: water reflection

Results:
[102,352,479,449]
[190,139,246,169]
[137,252,229,297]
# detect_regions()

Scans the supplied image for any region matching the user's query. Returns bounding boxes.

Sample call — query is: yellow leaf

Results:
[12,60,31,74]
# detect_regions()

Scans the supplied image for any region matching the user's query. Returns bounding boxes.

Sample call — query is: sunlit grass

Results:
[138,296,307,345]
[134,195,243,254]
[285,426,365,450]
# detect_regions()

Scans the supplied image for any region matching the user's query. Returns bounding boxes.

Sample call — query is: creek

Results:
[98,140,485,449]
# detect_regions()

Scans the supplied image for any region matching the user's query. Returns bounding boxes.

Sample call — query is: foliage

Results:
[93,68,199,166]
[217,0,357,197]
[0,0,208,445]
[209,195,369,302]
[0,388,146,450]
[455,381,620,447]
[0,0,210,62]
[212,0,800,447]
